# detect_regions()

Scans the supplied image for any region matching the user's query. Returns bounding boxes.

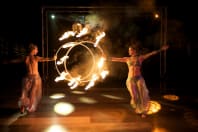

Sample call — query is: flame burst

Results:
[147,100,161,115]
[54,22,108,90]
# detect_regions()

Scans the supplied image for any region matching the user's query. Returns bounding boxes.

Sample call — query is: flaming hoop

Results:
[54,23,108,90]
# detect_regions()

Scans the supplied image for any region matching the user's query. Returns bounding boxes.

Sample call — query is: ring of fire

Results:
[54,41,108,90]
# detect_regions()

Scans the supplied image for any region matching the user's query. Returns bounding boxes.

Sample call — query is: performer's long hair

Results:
[28,43,37,53]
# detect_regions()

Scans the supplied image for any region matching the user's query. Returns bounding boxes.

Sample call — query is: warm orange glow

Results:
[163,94,179,101]
[94,32,105,47]
[45,124,68,132]
[101,94,125,100]
[71,90,85,94]
[85,74,99,90]
[59,31,75,41]
[76,26,89,37]
[55,21,108,90]
[54,72,68,82]
[154,13,160,19]
[100,70,109,79]
[97,57,105,68]
[49,93,66,99]
[68,76,81,89]
[152,127,169,132]
[147,100,161,115]
[79,96,97,104]
[54,102,75,116]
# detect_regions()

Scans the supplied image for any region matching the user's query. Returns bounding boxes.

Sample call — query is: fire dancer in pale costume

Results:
[5,43,56,113]
[110,41,169,118]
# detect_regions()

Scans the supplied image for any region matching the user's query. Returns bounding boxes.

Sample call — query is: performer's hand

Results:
[53,55,57,61]
[101,54,107,60]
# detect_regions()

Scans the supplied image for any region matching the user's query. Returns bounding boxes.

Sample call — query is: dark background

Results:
[0,0,197,96]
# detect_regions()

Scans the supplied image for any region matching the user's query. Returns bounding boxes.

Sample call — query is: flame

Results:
[85,74,99,90]
[55,22,108,90]
[147,100,161,115]
[97,57,105,69]
[68,76,81,89]
[62,42,76,48]
[56,55,69,65]
[54,72,68,82]
[100,70,109,79]
[59,31,75,41]
[76,27,89,37]
[94,32,105,47]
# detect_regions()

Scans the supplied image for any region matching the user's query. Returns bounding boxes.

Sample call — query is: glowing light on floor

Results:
[54,102,74,116]
[79,96,97,104]
[50,93,66,99]
[147,100,161,115]
[152,127,169,132]
[45,124,68,132]
[71,90,86,94]
[163,94,179,101]
[101,94,125,100]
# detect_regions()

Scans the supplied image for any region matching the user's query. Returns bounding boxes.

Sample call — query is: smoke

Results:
[85,0,158,78]
[137,0,156,12]
[55,1,159,80]
[85,14,104,29]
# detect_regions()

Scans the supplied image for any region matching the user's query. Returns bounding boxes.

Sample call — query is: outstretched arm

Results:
[102,53,127,63]
[142,45,169,60]
[37,55,57,62]
[109,57,128,63]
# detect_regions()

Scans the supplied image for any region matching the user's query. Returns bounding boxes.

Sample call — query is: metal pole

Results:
[164,7,167,75]
[160,7,163,78]
[160,7,164,94]
[41,7,45,79]
[46,10,49,80]
[160,7,168,94]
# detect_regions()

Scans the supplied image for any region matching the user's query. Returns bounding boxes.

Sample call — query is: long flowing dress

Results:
[19,74,42,112]
[126,56,150,114]
[18,55,42,113]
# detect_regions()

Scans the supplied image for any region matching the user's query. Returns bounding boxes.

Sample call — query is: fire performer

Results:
[109,41,169,118]
[4,43,56,113]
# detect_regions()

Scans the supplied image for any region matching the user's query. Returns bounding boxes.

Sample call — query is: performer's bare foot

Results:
[20,106,25,114]
[27,105,36,112]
